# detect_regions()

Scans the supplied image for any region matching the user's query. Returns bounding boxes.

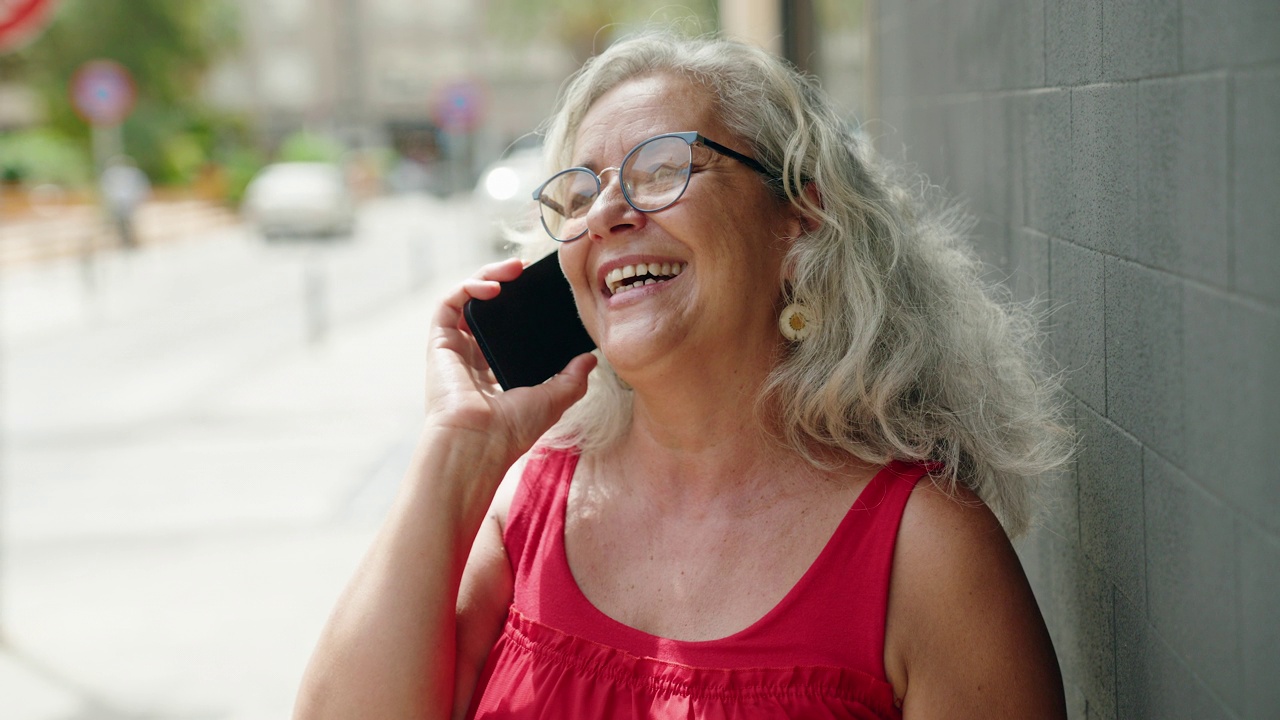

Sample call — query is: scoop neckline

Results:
[554,456,909,649]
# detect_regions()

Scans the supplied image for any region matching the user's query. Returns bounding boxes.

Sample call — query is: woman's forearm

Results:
[292,426,511,720]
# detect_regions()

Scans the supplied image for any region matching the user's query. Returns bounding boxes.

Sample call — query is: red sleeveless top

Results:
[466,448,926,719]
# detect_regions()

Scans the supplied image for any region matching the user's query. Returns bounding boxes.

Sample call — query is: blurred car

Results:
[243,162,356,240]
[473,147,544,251]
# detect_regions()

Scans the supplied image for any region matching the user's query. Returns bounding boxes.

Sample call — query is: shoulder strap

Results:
[503,446,580,610]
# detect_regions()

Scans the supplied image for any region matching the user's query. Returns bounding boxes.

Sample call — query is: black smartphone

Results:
[463,252,596,390]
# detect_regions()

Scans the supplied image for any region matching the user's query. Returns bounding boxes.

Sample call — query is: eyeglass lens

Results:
[537,135,694,242]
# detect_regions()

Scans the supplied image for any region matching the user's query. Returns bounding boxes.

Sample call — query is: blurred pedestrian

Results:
[100,156,150,249]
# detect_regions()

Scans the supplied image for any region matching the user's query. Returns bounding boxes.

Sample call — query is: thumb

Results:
[539,353,598,414]
[503,353,598,450]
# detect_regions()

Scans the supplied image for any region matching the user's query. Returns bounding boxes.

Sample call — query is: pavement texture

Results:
[0,195,500,719]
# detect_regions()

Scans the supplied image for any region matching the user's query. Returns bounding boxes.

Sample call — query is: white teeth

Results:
[604,261,687,295]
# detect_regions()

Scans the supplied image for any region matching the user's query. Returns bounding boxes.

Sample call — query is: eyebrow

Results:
[567,150,608,172]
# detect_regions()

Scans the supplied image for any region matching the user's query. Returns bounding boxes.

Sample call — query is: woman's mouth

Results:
[605,262,685,297]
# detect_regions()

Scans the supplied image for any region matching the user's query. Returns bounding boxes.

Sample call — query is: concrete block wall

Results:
[871,1,1279,717]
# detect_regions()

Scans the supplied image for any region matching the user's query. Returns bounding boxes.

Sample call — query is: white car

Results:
[473,147,545,251]
[244,162,356,240]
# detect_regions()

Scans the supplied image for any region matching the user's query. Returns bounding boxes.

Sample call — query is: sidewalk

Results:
[0,194,489,720]
[0,288,430,719]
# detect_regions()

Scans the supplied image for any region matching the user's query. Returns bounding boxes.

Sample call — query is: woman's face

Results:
[558,73,798,384]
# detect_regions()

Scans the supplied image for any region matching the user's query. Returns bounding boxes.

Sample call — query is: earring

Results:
[778,303,818,342]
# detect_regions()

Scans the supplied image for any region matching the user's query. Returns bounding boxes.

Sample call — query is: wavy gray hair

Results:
[529,30,1071,537]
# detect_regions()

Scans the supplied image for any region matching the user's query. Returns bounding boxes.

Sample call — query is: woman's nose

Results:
[585,168,646,241]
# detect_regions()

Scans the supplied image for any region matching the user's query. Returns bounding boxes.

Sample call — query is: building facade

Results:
[205,0,574,187]
[871,1,1279,717]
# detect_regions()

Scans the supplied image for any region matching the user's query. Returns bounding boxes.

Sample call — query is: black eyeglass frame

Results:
[532,131,778,242]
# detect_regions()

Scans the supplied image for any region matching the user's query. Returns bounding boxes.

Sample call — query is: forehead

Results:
[572,74,724,164]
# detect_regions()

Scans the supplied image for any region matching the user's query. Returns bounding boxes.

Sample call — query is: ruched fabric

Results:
[467,448,927,720]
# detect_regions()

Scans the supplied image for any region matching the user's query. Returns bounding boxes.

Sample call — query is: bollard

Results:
[303,249,328,344]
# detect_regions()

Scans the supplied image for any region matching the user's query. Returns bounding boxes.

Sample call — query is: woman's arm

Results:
[292,259,596,720]
[885,482,1067,719]
[451,458,526,719]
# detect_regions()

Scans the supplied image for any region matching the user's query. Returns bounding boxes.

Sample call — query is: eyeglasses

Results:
[532,131,775,242]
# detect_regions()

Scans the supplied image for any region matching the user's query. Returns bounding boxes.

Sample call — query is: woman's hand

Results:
[425,256,597,470]
[293,258,595,720]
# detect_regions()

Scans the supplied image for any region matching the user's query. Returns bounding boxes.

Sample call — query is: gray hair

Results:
[530,30,1072,537]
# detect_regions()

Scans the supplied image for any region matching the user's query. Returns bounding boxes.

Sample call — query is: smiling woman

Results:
[293,30,1073,720]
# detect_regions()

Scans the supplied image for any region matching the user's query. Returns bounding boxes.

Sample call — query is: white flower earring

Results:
[778,302,818,342]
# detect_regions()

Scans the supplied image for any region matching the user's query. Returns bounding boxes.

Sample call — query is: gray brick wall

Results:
[871,1,1279,717]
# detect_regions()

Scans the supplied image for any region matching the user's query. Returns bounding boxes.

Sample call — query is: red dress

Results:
[466,448,927,719]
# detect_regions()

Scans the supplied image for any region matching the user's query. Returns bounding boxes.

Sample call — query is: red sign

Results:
[0,0,58,52]
[71,59,136,126]
[432,80,486,133]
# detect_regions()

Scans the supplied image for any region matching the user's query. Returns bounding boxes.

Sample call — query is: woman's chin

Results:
[597,333,680,384]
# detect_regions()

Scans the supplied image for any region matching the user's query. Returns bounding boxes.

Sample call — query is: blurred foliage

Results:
[485,0,717,61]
[221,145,266,207]
[0,0,241,189]
[277,131,346,164]
[0,127,91,186]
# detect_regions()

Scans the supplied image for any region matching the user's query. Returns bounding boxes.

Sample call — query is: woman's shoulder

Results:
[885,477,1065,716]
[891,478,1025,625]
[900,477,1009,555]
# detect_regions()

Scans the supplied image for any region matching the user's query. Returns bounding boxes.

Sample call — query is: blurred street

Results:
[0,194,504,720]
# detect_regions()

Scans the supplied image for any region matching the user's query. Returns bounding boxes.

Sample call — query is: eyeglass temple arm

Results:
[696,135,775,180]
[539,195,567,215]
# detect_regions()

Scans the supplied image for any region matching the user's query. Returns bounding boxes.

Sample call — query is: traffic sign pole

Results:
[92,123,123,171]
[70,59,136,178]
[431,80,487,192]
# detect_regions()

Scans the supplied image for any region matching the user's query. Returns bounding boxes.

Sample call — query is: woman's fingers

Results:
[434,258,527,328]
[426,259,540,402]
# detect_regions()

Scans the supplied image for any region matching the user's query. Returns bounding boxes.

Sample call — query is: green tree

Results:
[0,0,240,186]
[278,131,347,165]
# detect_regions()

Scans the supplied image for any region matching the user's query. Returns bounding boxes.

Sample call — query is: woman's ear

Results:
[785,181,823,238]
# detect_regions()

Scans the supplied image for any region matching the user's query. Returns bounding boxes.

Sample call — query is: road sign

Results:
[0,0,57,52]
[71,59,136,126]
[432,80,485,133]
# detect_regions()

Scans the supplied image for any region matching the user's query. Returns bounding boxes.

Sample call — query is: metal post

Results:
[780,0,818,75]
[304,249,329,344]
[91,123,124,174]
[862,0,880,129]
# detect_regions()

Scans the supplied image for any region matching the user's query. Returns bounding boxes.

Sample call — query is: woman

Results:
[294,31,1072,719]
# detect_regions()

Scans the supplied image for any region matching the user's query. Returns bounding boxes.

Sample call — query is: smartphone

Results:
[463,252,596,390]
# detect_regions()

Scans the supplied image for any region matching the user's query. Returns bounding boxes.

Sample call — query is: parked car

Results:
[473,147,544,252]
[243,162,356,240]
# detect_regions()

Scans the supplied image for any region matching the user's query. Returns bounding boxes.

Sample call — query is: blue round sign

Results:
[71,60,136,126]
[432,80,485,133]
